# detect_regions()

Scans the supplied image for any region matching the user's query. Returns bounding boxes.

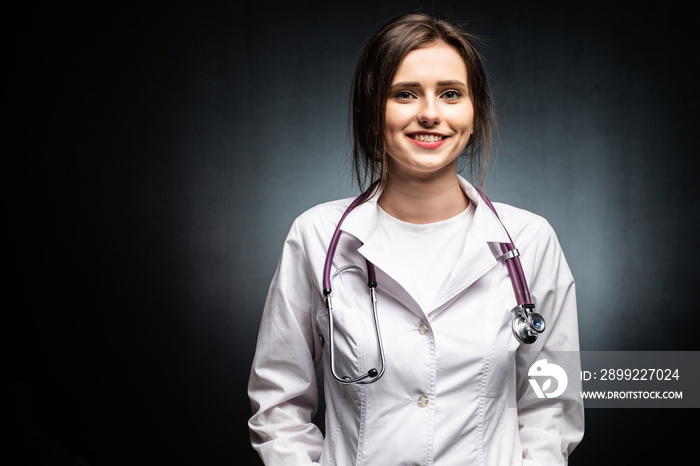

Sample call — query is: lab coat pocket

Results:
[483,308,518,398]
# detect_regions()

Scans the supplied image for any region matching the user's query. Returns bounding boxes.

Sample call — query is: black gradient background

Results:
[9,1,699,465]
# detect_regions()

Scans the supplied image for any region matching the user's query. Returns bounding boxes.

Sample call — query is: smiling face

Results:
[383,42,474,182]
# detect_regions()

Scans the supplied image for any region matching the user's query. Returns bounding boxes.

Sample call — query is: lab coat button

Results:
[417,394,429,407]
[418,323,430,335]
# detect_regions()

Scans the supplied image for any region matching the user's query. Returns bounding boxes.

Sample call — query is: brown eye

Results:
[393,91,414,101]
[442,90,462,101]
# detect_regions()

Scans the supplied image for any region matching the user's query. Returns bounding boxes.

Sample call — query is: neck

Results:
[378,171,469,224]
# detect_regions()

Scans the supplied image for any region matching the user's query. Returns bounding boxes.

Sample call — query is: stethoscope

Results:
[322,187,545,385]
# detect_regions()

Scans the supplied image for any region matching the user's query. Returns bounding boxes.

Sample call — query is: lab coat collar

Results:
[340,175,511,245]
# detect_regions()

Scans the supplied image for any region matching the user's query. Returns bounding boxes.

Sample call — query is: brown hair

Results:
[351,12,497,194]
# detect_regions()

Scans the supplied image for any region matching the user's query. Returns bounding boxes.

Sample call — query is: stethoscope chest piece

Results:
[511,304,546,344]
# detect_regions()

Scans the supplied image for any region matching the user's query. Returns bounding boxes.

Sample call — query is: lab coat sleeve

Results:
[516,218,584,466]
[248,217,325,465]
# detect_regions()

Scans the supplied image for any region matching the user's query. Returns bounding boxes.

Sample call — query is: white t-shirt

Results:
[375,202,475,311]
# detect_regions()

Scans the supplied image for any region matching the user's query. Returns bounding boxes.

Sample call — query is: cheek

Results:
[466,103,476,132]
[384,103,412,134]
[448,105,475,133]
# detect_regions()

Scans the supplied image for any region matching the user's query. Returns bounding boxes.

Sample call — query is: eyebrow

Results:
[390,80,468,89]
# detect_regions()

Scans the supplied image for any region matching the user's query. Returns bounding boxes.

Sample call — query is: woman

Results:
[248,12,583,465]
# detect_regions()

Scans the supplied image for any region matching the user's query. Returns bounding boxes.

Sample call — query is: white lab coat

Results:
[248,177,584,465]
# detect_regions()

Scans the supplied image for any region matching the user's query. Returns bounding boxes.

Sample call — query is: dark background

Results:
[9,1,699,464]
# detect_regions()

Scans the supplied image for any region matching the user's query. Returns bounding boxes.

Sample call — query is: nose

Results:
[417,97,441,126]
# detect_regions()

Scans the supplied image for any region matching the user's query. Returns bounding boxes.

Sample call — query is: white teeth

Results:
[413,134,444,142]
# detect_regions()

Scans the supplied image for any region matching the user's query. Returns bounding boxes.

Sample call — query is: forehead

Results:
[392,43,468,84]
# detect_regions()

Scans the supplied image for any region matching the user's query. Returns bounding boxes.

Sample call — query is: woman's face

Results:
[384,42,474,181]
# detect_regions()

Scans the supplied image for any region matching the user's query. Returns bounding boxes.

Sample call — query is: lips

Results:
[410,133,445,142]
[407,132,448,148]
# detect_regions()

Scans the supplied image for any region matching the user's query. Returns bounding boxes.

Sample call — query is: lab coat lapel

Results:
[429,224,497,315]
[431,179,512,315]
[339,194,424,314]
[339,196,378,245]
[357,232,423,311]
[337,176,512,317]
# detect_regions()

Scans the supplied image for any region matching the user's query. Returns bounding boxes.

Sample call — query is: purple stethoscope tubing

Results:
[474,188,532,306]
[473,190,546,344]
[323,189,376,293]
[321,186,544,384]
[322,188,383,384]
[323,188,531,306]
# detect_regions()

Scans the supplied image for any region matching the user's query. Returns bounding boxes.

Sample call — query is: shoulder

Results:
[490,202,554,237]
[283,197,356,247]
[293,197,354,230]
[488,201,564,263]
[490,201,572,282]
